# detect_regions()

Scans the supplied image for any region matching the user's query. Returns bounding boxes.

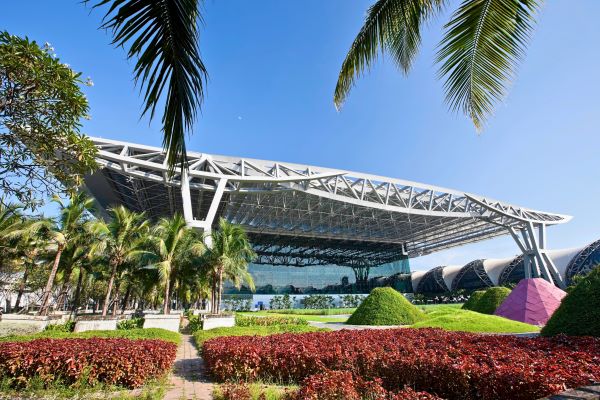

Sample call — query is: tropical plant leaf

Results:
[93,0,207,173]
[334,0,444,109]
[437,0,540,130]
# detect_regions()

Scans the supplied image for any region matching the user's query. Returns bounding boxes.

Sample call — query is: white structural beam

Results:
[86,137,572,266]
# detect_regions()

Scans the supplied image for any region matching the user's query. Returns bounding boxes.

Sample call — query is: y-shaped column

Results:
[181,167,227,248]
[507,223,565,288]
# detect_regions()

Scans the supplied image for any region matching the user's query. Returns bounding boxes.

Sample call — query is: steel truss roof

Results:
[84,137,571,267]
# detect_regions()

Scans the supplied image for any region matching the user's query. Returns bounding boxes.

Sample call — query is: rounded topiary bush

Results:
[542,267,600,337]
[346,287,425,325]
[471,287,511,314]
[462,290,486,311]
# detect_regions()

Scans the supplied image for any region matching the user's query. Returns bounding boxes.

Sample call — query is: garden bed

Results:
[0,337,177,389]
[203,328,600,400]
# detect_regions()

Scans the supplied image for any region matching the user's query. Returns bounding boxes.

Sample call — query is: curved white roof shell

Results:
[441,265,464,289]
[482,258,515,286]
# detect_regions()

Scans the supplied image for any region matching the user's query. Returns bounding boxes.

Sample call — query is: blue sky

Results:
[3,1,600,271]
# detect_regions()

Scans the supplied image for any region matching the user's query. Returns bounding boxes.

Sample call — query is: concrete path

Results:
[164,334,213,400]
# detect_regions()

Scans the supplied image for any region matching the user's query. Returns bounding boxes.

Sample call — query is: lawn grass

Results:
[411,306,540,333]
[266,308,356,315]
[194,325,328,349]
[0,327,181,344]
[0,375,168,399]
[213,382,297,400]
[238,311,349,323]
[417,303,463,311]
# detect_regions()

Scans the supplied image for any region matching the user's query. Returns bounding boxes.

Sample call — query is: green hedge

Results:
[346,287,425,326]
[542,267,600,337]
[235,315,308,327]
[462,291,486,311]
[471,287,512,314]
[0,328,181,345]
[193,325,327,349]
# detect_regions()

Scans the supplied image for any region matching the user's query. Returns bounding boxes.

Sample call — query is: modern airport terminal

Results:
[83,137,598,301]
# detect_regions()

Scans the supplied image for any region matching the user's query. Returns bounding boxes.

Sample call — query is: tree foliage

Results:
[0,32,97,209]
[92,0,207,173]
[335,0,541,130]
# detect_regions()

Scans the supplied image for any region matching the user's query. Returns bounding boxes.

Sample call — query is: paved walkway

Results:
[164,334,213,400]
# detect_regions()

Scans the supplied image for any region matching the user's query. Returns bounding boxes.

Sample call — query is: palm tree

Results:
[89,206,150,317]
[38,193,94,316]
[335,0,541,130]
[91,0,207,172]
[148,213,205,314]
[54,224,97,312]
[205,218,255,314]
[0,203,24,272]
[11,217,53,311]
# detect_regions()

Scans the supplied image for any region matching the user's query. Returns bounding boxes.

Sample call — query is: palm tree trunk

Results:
[71,268,84,316]
[216,266,224,315]
[163,277,170,315]
[38,244,64,316]
[112,287,119,316]
[121,284,132,315]
[102,261,118,317]
[56,265,73,311]
[14,263,31,311]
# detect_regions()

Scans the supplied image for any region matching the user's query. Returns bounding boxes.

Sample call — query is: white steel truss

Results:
[85,137,571,275]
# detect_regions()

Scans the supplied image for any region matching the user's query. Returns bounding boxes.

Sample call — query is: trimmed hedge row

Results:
[235,315,309,327]
[0,338,177,388]
[0,327,181,344]
[203,328,600,400]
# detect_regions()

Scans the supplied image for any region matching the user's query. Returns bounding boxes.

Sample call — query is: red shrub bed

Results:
[203,328,600,400]
[0,338,177,388]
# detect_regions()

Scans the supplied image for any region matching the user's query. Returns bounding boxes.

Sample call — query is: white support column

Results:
[180,168,195,224]
[507,223,565,288]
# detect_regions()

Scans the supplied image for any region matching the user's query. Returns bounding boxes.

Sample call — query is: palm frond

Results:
[94,0,207,173]
[437,0,540,130]
[334,0,443,109]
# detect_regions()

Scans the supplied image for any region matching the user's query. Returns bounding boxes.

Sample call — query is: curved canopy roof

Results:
[85,137,571,267]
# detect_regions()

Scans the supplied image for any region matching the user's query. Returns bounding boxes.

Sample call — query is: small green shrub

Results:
[542,267,600,337]
[266,308,355,315]
[346,287,425,325]
[117,317,145,330]
[462,290,486,311]
[270,294,294,310]
[471,287,511,314]
[187,315,202,333]
[302,294,334,309]
[340,294,365,308]
[44,320,75,332]
[235,315,308,327]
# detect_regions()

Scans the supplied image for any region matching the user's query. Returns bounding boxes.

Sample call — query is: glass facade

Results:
[225,259,411,294]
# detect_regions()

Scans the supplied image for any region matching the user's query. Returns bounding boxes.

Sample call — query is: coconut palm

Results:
[89,206,151,317]
[148,213,205,314]
[0,203,24,271]
[11,217,53,311]
[335,0,541,130]
[205,218,255,314]
[91,0,207,172]
[38,193,94,315]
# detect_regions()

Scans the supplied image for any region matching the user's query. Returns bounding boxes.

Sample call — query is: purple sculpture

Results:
[494,278,567,326]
